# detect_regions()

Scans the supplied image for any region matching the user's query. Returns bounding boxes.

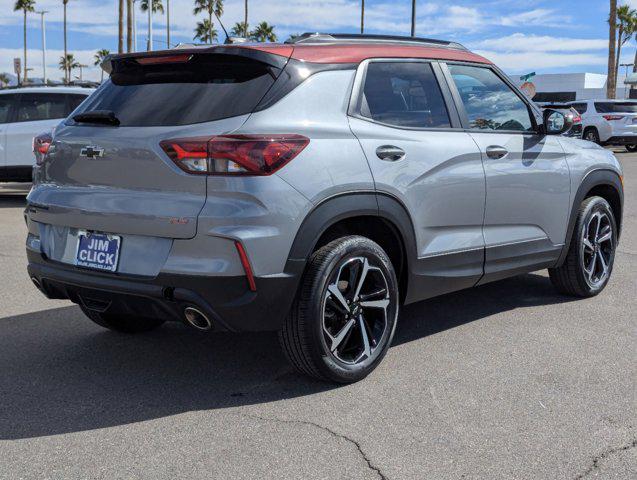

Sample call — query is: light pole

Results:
[35,10,48,85]
[77,64,88,82]
[621,63,634,99]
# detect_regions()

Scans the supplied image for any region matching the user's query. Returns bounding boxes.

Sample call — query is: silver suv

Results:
[26,34,624,383]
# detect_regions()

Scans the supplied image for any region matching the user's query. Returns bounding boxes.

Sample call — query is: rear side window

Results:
[448,64,533,132]
[595,102,637,113]
[66,94,88,115]
[73,54,277,126]
[16,93,67,122]
[360,62,451,128]
[0,95,15,123]
[571,103,588,114]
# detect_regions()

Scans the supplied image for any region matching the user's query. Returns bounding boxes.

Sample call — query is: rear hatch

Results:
[595,101,637,135]
[28,48,291,239]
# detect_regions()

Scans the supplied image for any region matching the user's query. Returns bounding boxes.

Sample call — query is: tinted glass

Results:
[16,93,67,122]
[72,54,276,126]
[361,62,451,128]
[595,102,637,113]
[448,65,533,132]
[66,94,88,115]
[0,94,15,123]
[571,103,588,114]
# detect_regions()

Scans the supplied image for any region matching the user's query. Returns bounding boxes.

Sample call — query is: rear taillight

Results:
[572,115,582,123]
[603,115,624,121]
[160,134,309,176]
[32,131,52,166]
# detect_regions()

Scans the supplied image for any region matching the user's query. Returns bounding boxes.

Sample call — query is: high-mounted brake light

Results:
[136,54,192,65]
[32,132,52,166]
[160,134,310,176]
[603,115,624,121]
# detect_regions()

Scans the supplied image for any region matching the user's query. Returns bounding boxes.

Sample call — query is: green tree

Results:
[14,0,36,84]
[608,0,618,99]
[249,21,276,42]
[94,49,110,82]
[230,21,248,37]
[194,18,218,44]
[193,0,223,45]
[59,54,79,81]
[0,73,10,88]
[615,4,637,84]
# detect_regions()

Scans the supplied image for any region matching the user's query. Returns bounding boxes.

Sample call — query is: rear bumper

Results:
[603,135,637,145]
[27,249,304,332]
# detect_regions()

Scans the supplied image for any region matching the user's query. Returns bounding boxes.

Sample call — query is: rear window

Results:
[595,102,637,113]
[17,93,67,122]
[571,103,587,114]
[71,54,277,126]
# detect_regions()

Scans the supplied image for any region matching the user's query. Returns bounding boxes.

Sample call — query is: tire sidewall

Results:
[305,237,399,383]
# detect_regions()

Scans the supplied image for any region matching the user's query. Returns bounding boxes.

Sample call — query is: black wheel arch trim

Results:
[556,168,623,266]
[284,192,418,274]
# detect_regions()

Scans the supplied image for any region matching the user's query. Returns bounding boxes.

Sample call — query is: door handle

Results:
[376,145,405,162]
[486,145,508,159]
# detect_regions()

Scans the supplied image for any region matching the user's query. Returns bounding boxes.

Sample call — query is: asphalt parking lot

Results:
[0,154,635,480]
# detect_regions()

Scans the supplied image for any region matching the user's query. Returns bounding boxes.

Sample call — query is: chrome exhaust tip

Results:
[183,306,213,331]
[31,276,44,293]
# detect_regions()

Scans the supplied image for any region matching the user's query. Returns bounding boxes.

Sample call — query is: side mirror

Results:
[543,109,573,135]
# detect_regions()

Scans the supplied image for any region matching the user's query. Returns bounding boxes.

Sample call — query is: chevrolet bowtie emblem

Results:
[80,146,105,158]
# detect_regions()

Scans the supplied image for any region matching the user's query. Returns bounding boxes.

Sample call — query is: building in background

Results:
[510,72,633,102]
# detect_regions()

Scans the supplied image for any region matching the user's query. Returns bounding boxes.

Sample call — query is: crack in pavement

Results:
[243,413,388,480]
[574,438,637,479]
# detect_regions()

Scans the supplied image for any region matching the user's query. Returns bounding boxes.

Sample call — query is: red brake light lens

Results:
[603,115,624,121]
[160,134,309,176]
[33,132,52,166]
[135,54,192,65]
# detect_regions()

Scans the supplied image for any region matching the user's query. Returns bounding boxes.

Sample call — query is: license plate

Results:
[75,232,121,272]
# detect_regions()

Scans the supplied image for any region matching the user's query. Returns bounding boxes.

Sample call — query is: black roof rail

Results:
[285,33,467,50]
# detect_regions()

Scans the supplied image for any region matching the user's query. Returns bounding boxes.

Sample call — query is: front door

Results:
[348,60,486,302]
[444,63,571,282]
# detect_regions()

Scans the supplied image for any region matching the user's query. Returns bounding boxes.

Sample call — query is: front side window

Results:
[448,65,533,132]
[0,95,15,123]
[360,62,451,129]
[16,93,67,122]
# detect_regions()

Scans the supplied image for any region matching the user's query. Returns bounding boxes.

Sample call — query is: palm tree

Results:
[166,0,170,47]
[244,0,248,34]
[361,0,365,34]
[0,73,10,88]
[194,18,217,44]
[193,0,223,46]
[249,21,276,42]
[118,0,123,53]
[140,0,164,51]
[62,1,71,83]
[94,49,110,82]
[608,0,618,99]
[126,0,132,52]
[14,0,35,85]
[230,22,248,37]
[615,5,637,83]
[59,54,79,81]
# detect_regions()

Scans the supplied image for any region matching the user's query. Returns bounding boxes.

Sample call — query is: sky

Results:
[1,0,636,83]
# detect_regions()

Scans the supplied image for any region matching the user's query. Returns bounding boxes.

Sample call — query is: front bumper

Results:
[27,249,303,332]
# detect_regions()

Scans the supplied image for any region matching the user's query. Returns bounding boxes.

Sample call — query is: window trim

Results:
[347,58,463,131]
[13,92,70,124]
[439,61,543,135]
[0,93,18,124]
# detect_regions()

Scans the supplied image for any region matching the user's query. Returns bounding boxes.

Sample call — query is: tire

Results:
[80,306,166,333]
[549,196,617,297]
[626,144,637,152]
[279,235,399,383]
[583,128,600,144]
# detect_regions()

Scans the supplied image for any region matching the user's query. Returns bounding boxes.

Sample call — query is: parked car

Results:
[26,34,624,383]
[568,99,637,151]
[535,102,583,138]
[0,86,94,182]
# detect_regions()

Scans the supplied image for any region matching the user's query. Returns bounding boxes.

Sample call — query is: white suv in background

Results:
[0,86,94,182]
[569,99,637,151]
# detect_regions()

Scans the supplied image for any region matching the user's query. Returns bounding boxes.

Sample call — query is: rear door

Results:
[28,52,285,239]
[443,63,570,282]
[0,93,17,176]
[348,60,486,301]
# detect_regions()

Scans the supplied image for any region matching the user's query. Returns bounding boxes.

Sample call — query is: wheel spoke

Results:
[330,318,356,352]
[597,250,609,277]
[358,315,371,359]
[593,213,602,240]
[327,284,350,311]
[583,237,595,252]
[597,228,612,244]
[360,298,390,310]
[352,258,370,302]
[585,252,597,277]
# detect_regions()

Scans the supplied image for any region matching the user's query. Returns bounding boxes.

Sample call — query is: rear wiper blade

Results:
[73,110,120,126]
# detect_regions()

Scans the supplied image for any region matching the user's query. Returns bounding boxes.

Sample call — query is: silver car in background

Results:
[26,34,624,383]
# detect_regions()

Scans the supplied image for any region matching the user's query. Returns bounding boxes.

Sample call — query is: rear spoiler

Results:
[101,45,294,75]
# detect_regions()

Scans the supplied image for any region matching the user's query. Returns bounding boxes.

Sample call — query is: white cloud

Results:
[475,50,608,72]
[499,8,570,27]
[473,34,608,53]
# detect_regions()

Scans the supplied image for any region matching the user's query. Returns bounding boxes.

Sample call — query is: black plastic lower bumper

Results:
[603,135,637,145]
[27,250,304,332]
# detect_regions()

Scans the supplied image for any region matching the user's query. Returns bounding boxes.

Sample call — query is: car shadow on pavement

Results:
[0,195,27,209]
[0,273,575,440]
